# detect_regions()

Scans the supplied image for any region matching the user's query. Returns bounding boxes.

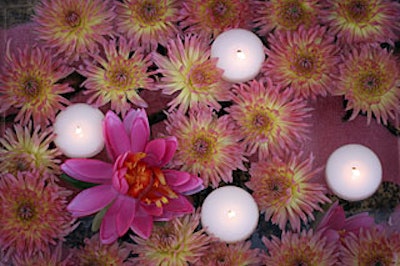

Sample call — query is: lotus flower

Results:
[62,108,203,244]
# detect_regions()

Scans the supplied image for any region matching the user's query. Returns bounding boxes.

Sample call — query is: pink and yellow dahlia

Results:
[228,79,312,160]
[0,123,61,176]
[0,171,76,260]
[334,44,400,125]
[79,37,156,117]
[321,0,400,45]
[0,43,73,126]
[198,240,261,266]
[152,35,231,112]
[33,0,115,62]
[115,0,181,51]
[63,109,203,244]
[247,153,330,231]
[166,107,247,188]
[132,212,210,265]
[262,230,339,265]
[10,243,70,266]
[264,26,341,99]
[179,0,253,39]
[253,0,322,35]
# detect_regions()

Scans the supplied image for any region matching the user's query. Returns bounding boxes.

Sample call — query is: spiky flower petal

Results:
[166,107,246,188]
[253,0,322,35]
[152,35,231,112]
[115,0,181,51]
[132,212,210,266]
[198,241,261,266]
[321,0,400,45]
[228,79,312,160]
[10,243,70,266]
[334,44,400,125]
[264,26,341,99]
[0,123,61,176]
[262,230,339,265]
[0,43,73,126]
[79,37,156,117]
[179,0,253,39]
[247,153,330,231]
[0,171,76,260]
[33,0,115,62]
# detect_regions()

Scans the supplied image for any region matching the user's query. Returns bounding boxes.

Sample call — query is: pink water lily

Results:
[62,109,203,244]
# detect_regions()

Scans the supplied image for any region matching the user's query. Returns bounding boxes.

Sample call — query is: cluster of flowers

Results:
[0,0,400,264]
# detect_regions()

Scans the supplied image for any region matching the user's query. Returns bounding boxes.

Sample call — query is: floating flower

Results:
[227,79,312,160]
[264,26,341,99]
[320,0,400,45]
[198,240,261,266]
[262,230,339,265]
[79,37,156,117]
[33,0,115,62]
[0,123,61,176]
[334,44,400,125]
[253,0,322,35]
[166,107,246,188]
[115,0,181,51]
[0,43,73,126]
[63,109,203,244]
[69,233,133,265]
[132,212,210,265]
[341,226,399,265]
[247,153,330,231]
[179,0,253,39]
[0,171,76,260]
[152,35,231,113]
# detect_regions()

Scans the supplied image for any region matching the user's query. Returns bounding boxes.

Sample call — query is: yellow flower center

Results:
[189,132,217,162]
[22,78,40,98]
[293,54,316,77]
[278,0,305,29]
[110,69,129,88]
[136,1,164,25]
[188,62,220,92]
[17,202,36,221]
[345,0,370,23]
[65,11,81,27]
[121,152,177,207]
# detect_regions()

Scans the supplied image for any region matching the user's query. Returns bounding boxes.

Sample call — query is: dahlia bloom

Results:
[152,35,231,113]
[246,153,331,231]
[179,0,253,39]
[334,44,400,125]
[0,43,74,126]
[10,243,70,266]
[262,230,339,265]
[253,0,322,35]
[132,212,210,265]
[316,201,376,243]
[115,0,181,51]
[63,108,203,244]
[33,0,115,62]
[228,79,312,160]
[198,240,261,266]
[79,37,156,117]
[320,0,400,45]
[69,233,133,265]
[0,171,76,260]
[166,107,246,188]
[264,26,341,99]
[0,123,61,176]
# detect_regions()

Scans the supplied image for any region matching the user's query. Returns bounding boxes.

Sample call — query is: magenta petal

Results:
[163,194,194,214]
[100,199,120,244]
[144,137,177,167]
[104,111,130,161]
[163,169,191,186]
[140,202,163,216]
[344,212,375,233]
[130,207,153,239]
[61,159,113,184]
[172,175,204,195]
[130,116,150,153]
[124,108,149,135]
[115,196,137,236]
[67,185,116,217]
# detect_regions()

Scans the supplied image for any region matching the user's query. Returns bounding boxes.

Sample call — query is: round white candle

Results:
[211,28,265,83]
[53,103,105,158]
[201,186,259,243]
[325,144,382,201]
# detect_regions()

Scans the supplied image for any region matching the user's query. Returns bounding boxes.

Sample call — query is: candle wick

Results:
[351,166,360,178]
[227,209,236,219]
[236,49,246,60]
[75,125,83,136]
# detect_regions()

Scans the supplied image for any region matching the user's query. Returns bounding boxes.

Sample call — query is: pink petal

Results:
[61,159,113,184]
[100,200,120,244]
[171,175,204,195]
[144,137,177,167]
[344,212,375,233]
[316,201,345,231]
[130,207,154,239]
[163,194,194,215]
[140,202,163,216]
[103,110,130,161]
[67,185,116,217]
[124,108,149,135]
[163,169,191,186]
[115,196,137,236]
[129,115,150,153]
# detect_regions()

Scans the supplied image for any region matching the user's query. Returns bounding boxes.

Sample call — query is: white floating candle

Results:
[53,103,105,158]
[211,28,265,83]
[325,144,382,201]
[201,186,259,243]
